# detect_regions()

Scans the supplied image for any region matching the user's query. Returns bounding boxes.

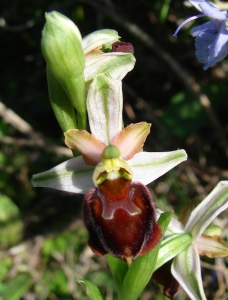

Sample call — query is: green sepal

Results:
[46,66,77,132]
[77,279,105,300]
[42,11,86,129]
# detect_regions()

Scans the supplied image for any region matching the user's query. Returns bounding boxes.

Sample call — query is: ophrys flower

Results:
[32,74,187,263]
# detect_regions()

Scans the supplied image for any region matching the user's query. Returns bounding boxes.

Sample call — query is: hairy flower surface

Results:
[174,0,228,70]
[32,73,187,263]
[156,181,228,300]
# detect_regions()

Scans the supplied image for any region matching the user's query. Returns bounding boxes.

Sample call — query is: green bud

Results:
[42,11,86,128]
[204,224,222,236]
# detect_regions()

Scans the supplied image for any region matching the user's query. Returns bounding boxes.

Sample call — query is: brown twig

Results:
[0,136,71,157]
[0,101,72,157]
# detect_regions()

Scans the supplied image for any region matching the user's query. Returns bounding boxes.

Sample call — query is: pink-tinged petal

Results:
[196,234,228,258]
[32,156,94,194]
[111,122,151,160]
[172,244,207,300]
[64,129,105,165]
[87,74,123,144]
[128,150,187,186]
[185,181,228,240]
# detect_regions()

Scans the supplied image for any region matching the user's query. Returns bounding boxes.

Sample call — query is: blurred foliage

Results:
[0,0,228,299]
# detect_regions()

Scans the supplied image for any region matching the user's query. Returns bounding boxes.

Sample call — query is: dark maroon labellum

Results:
[83,179,161,264]
[111,41,134,55]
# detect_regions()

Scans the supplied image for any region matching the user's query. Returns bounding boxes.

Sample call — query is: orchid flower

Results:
[32,73,187,264]
[174,0,228,70]
[155,181,228,300]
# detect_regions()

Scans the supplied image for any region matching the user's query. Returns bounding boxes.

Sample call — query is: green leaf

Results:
[155,233,192,270]
[106,254,128,296]
[77,279,105,300]
[118,211,173,300]
[0,273,33,300]
[46,66,77,132]
[159,0,172,22]
[0,195,23,246]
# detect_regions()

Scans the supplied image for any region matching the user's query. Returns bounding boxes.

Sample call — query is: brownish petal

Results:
[111,122,151,160]
[64,129,105,165]
[197,234,228,258]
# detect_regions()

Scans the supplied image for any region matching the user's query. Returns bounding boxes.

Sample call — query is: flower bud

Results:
[82,29,135,85]
[82,29,120,55]
[41,11,86,121]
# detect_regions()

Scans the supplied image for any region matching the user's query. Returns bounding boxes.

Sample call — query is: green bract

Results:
[42,11,86,128]
[46,66,77,132]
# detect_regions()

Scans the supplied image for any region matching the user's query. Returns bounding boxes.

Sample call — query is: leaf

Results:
[77,279,105,300]
[106,254,128,296]
[118,211,173,300]
[0,273,33,300]
[155,233,192,270]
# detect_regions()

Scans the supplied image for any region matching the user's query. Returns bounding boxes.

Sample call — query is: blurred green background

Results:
[0,0,228,299]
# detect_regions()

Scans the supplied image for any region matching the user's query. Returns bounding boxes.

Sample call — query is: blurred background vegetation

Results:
[0,0,228,299]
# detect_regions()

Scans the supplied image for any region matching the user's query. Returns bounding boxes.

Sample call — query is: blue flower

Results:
[174,0,228,70]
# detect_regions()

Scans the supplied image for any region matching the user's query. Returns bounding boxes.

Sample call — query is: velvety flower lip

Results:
[174,0,228,70]
[32,73,187,194]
